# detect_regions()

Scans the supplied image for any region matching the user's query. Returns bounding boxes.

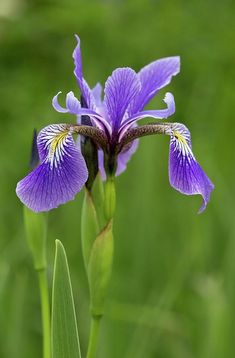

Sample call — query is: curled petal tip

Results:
[74,34,80,43]
[198,181,214,214]
[163,92,175,117]
[52,91,68,113]
[52,91,81,115]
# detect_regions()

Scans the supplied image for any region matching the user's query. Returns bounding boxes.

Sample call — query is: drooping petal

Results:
[72,35,96,109]
[129,56,180,115]
[104,68,141,129]
[168,123,214,213]
[16,124,88,212]
[119,92,175,141]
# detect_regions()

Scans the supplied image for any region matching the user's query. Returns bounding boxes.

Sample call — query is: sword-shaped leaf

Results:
[51,240,81,358]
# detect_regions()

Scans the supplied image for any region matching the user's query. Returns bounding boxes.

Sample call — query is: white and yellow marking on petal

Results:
[170,124,195,160]
[39,124,74,168]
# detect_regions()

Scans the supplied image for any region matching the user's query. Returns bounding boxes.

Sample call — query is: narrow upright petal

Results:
[72,35,96,109]
[104,68,141,129]
[16,124,88,212]
[91,83,107,118]
[92,83,103,107]
[129,56,180,115]
[73,35,83,84]
[168,123,214,212]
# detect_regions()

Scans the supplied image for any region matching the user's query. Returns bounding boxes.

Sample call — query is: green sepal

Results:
[91,173,105,228]
[23,206,47,270]
[88,220,114,317]
[104,177,116,221]
[81,189,100,271]
[51,240,81,358]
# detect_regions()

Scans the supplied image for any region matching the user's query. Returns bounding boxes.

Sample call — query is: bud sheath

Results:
[88,220,114,317]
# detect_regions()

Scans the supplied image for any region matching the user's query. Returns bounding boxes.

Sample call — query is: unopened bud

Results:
[88,220,114,317]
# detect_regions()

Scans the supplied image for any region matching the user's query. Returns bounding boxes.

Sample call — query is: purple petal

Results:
[16,124,88,212]
[66,91,81,114]
[168,123,214,213]
[72,35,96,109]
[52,91,69,113]
[52,91,80,114]
[104,68,141,129]
[129,56,180,115]
[92,83,108,118]
[92,83,103,107]
[73,35,83,84]
[98,150,106,180]
[52,91,111,133]
[119,92,175,140]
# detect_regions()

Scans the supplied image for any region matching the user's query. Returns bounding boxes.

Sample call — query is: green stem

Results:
[86,316,101,358]
[37,268,51,358]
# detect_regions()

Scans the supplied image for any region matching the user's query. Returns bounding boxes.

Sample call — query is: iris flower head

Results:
[16,35,214,213]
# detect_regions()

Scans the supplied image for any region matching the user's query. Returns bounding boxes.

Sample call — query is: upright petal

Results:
[73,35,83,85]
[16,124,88,212]
[130,56,180,115]
[91,83,107,118]
[168,123,214,213]
[104,68,141,129]
[92,83,103,107]
[72,35,96,109]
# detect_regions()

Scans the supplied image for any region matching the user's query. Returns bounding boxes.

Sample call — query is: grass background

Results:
[0,0,235,357]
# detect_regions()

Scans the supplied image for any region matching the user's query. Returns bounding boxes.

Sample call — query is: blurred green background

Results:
[0,0,235,357]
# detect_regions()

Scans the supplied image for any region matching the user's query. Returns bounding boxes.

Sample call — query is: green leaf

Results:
[23,206,47,270]
[51,240,81,358]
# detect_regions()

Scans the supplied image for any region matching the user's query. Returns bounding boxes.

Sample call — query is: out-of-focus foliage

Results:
[0,0,235,357]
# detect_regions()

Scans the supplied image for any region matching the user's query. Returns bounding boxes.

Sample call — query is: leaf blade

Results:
[51,240,81,358]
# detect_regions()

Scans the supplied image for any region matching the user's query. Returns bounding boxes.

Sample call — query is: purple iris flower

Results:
[16,36,214,213]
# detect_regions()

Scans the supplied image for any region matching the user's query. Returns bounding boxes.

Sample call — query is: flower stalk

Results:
[104,177,116,221]
[23,206,50,358]
[37,268,51,358]
[86,316,101,358]
[81,173,115,358]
